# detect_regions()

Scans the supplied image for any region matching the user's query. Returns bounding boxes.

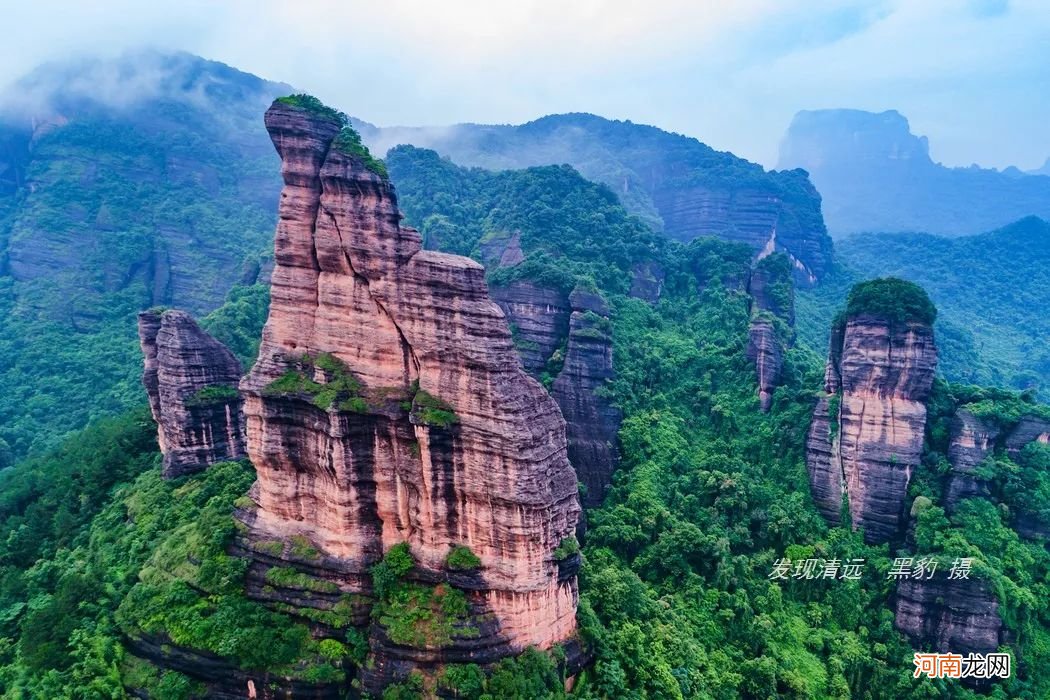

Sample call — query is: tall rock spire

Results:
[237,96,581,690]
[805,279,938,543]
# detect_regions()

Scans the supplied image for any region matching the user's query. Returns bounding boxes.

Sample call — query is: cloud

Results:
[0,0,1045,169]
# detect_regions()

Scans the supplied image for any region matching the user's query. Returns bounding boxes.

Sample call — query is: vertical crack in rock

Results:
[237,100,582,690]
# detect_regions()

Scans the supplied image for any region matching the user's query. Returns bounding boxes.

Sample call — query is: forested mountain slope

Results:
[798,217,1050,398]
[0,52,283,458]
[357,113,833,283]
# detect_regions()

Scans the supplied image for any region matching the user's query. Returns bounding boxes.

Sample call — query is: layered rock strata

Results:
[806,314,937,543]
[138,309,245,478]
[894,576,1003,657]
[746,254,795,412]
[237,100,580,689]
[490,282,571,376]
[551,287,621,509]
[944,408,1000,511]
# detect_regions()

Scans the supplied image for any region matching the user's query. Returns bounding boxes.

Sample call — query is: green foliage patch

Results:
[845,277,937,325]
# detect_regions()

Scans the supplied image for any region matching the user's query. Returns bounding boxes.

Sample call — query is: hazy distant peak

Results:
[777,107,1050,237]
[779,108,931,172]
[1,49,291,121]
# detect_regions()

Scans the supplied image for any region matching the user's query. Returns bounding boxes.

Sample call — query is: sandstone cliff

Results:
[746,254,795,412]
[236,99,580,691]
[490,282,570,376]
[138,309,245,478]
[894,575,1003,656]
[491,280,622,512]
[943,408,1000,511]
[806,303,937,543]
[551,287,621,509]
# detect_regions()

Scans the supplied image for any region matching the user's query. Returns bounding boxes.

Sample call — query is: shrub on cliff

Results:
[845,277,937,325]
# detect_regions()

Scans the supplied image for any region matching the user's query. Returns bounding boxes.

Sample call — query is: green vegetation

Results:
[370,543,476,649]
[273,93,348,124]
[445,545,482,571]
[803,217,1050,397]
[264,567,339,593]
[0,77,280,461]
[411,387,459,428]
[263,351,364,411]
[185,384,239,406]
[553,536,580,560]
[0,105,1047,698]
[332,126,389,178]
[844,277,937,326]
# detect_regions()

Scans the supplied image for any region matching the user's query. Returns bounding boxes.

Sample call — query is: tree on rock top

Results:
[845,277,937,326]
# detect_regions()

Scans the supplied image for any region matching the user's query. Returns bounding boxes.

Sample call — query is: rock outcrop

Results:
[894,576,1003,657]
[1005,415,1050,458]
[490,282,571,376]
[236,99,580,691]
[806,310,938,543]
[552,287,621,509]
[629,262,665,303]
[137,309,245,478]
[943,408,1000,511]
[746,254,795,412]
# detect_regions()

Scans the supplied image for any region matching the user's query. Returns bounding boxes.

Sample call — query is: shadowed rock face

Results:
[238,101,580,689]
[806,314,937,543]
[629,262,665,303]
[490,282,571,376]
[552,287,621,510]
[493,281,622,513]
[895,576,1003,657]
[137,309,245,478]
[746,255,795,412]
[1005,415,1050,458]
[944,408,1000,511]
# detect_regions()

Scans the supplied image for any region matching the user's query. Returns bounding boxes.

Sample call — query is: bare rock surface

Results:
[806,314,937,543]
[236,101,580,689]
[552,287,621,509]
[894,576,1003,657]
[138,308,245,478]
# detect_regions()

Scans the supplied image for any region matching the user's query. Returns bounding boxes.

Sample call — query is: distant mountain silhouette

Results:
[778,108,1050,237]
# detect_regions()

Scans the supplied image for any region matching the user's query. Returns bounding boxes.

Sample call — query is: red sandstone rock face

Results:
[806,314,937,543]
[746,318,784,413]
[239,102,580,684]
[138,309,245,478]
[746,257,795,412]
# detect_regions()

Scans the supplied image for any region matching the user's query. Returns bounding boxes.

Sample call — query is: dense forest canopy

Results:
[0,69,1045,699]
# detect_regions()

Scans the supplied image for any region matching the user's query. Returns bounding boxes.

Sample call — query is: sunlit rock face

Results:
[806,314,937,543]
[138,309,245,478]
[238,101,580,687]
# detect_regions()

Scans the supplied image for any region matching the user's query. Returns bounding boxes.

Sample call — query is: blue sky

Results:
[1,0,1047,169]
